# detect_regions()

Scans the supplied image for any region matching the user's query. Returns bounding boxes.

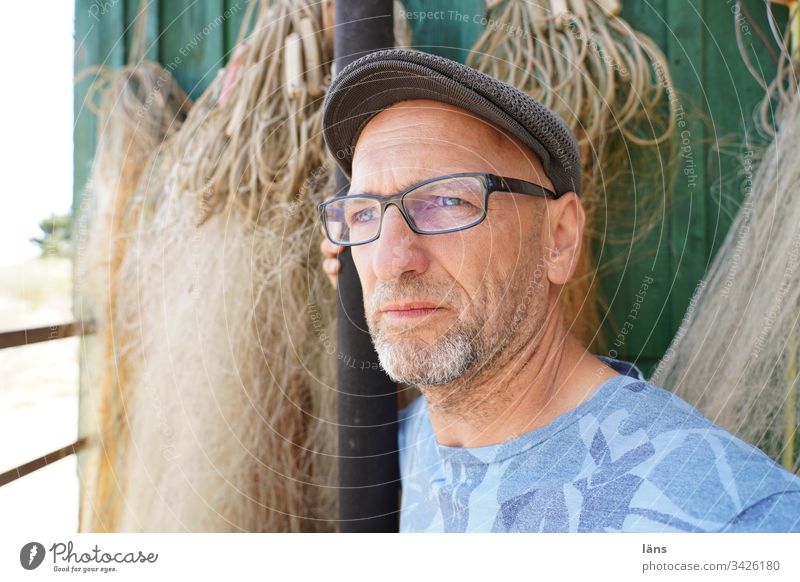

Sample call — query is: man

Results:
[318,48,800,532]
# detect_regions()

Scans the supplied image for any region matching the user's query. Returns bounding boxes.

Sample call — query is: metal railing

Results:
[0,320,94,349]
[0,437,91,487]
[0,320,95,487]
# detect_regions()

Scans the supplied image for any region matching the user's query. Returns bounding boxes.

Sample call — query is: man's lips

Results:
[380,302,446,318]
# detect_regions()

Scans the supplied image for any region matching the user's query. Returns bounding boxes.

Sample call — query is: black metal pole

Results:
[334,1,399,532]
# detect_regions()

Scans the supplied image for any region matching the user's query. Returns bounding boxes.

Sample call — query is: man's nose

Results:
[371,204,429,281]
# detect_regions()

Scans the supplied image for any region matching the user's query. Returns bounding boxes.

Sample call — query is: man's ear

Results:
[543,192,584,286]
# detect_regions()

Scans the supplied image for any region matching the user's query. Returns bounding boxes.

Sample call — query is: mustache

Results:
[368,276,460,313]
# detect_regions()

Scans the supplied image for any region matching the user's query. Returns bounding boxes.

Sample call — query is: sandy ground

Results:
[0,258,80,532]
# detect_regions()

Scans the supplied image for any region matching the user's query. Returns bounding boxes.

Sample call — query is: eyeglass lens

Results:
[323,176,486,244]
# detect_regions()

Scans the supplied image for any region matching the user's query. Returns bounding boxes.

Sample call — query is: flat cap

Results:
[321,48,581,196]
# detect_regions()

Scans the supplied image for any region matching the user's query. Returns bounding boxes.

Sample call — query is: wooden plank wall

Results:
[73,0,785,379]
[610,0,781,376]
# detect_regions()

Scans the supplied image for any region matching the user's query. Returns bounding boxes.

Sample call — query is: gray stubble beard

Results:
[367,273,547,419]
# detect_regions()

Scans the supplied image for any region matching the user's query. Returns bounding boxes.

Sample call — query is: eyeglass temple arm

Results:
[489,174,560,199]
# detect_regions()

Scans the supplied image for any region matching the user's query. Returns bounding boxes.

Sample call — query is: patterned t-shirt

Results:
[398,356,800,532]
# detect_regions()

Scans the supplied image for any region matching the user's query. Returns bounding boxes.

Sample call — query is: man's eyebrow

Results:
[347,177,428,196]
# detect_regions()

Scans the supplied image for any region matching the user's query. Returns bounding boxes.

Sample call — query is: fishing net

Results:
[652,4,800,473]
[735,0,799,139]
[76,0,341,531]
[73,28,192,531]
[467,0,677,350]
[650,93,800,472]
[110,194,338,531]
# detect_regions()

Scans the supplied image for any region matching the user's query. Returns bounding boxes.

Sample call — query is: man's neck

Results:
[420,317,620,448]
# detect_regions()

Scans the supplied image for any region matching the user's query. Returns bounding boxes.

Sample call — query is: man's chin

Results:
[375,336,429,364]
[372,334,475,387]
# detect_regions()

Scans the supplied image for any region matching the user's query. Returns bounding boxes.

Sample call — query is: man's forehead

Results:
[357,99,506,144]
[350,100,551,193]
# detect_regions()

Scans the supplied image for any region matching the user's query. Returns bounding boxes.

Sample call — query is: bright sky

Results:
[0,2,74,266]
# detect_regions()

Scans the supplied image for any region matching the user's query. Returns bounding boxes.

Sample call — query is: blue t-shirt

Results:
[398,356,800,532]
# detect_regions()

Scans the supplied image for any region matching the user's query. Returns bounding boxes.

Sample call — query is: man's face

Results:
[349,99,559,388]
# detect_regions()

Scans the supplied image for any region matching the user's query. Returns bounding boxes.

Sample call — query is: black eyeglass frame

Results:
[318,172,559,247]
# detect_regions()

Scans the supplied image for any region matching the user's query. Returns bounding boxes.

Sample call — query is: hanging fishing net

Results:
[76,0,343,531]
[652,3,800,473]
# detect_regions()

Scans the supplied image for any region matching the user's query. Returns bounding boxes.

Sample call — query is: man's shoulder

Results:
[591,356,717,435]
[600,377,793,484]
[601,376,714,433]
[599,378,800,531]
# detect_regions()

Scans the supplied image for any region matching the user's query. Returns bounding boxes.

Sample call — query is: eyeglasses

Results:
[318,172,558,246]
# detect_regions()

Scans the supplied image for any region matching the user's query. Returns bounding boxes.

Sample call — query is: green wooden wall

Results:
[73,0,784,378]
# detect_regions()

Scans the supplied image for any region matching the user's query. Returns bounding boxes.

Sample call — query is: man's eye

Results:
[348,207,377,224]
[436,196,470,208]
